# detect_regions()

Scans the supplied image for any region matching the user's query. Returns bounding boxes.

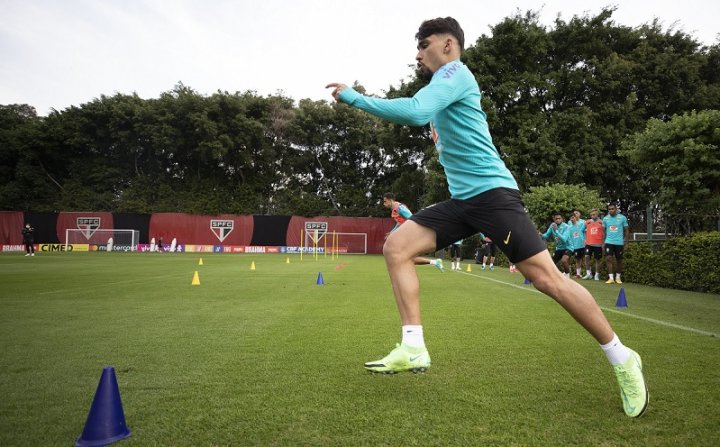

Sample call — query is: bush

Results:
[624,232,720,293]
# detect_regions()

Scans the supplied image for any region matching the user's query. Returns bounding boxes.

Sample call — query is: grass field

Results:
[1,252,719,446]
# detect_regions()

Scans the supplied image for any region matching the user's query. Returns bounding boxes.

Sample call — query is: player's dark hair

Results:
[416,17,465,51]
[383,193,395,200]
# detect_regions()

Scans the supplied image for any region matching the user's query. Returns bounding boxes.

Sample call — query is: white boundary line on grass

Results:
[458,271,719,338]
[598,307,719,338]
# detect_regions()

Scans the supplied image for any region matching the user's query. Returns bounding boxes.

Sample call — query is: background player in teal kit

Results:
[603,204,630,284]
[326,17,647,417]
[541,213,571,276]
[568,212,587,278]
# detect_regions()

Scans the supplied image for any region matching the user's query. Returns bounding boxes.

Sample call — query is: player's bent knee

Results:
[530,276,554,295]
[529,274,565,298]
[383,238,410,264]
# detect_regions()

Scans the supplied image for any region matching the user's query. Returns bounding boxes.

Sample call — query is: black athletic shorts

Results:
[449,244,462,258]
[552,249,571,264]
[605,243,625,260]
[483,242,497,257]
[409,188,547,263]
[573,248,585,259]
[585,245,602,259]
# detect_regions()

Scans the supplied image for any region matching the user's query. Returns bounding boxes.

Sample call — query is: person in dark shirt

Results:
[22,223,35,256]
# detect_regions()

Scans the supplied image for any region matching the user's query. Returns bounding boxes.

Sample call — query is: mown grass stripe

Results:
[457,270,720,338]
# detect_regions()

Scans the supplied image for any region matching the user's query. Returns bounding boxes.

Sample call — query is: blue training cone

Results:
[616,287,628,308]
[76,366,131,447]
[316,272,325,286]
[523,277,532,285]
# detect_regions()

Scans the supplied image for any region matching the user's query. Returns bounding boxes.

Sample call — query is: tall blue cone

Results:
[316,272,325,285]
[616,287,628,308]
[76,366,131,447]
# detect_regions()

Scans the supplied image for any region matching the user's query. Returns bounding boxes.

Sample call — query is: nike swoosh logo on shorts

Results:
[504,231,512,245]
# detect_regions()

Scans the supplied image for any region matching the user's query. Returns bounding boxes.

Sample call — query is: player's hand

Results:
[326,83,347,101]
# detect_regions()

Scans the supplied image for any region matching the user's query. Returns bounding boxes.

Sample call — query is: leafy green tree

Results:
[463,7,720,214]
[288,93,417,217]
[523,183,605,229]
[2,7,719,219]
[0,104,53,211]
[418,151,449,208]
[620,109,720,233]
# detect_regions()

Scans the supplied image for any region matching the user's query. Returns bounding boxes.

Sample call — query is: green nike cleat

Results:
[613,349,649,417]
[364,343,431,374]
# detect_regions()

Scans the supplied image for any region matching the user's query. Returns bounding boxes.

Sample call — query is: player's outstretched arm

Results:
[325,80,455,127]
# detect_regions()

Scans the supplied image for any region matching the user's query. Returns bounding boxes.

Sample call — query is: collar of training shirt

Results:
[432,59,463,81]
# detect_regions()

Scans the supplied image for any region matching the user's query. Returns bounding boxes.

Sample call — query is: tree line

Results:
[1,8,718,233]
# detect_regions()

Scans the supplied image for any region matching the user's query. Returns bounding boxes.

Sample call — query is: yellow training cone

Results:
[466,264,472,272]
[191,271,201,285]
[250,261,256,271]
[198,258,204,266]
[286,256,290,264]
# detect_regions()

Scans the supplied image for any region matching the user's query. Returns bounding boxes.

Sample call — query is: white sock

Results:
[609,273,614,280]
[576,268,581,275]
[587,270,592,275]
[489,263,493,267]
[402,325,425,348]
[600,333,632,365]
[616,273,622,279]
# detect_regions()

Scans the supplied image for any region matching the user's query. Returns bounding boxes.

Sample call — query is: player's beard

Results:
[418,64,433,81]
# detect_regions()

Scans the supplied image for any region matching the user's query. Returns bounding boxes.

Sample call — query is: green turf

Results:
[1,252,719,446]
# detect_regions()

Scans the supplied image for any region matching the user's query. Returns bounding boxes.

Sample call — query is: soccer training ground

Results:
[1,252,718,446]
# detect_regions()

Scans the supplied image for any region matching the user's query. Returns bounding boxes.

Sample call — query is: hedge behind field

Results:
[624,232,720,294]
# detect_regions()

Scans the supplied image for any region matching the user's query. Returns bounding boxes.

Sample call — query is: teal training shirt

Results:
[568,220,586,250]
[603,213,629,245]
[338,60,518,199]
[542,222,570,251]
[553,223,571,251]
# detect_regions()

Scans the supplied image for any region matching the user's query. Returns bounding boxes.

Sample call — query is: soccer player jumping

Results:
[327,17,648,417]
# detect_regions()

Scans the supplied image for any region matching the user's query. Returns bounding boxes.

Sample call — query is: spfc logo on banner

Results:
[304,221,328,243]
[77,217,101,239]
[210,220,234,242]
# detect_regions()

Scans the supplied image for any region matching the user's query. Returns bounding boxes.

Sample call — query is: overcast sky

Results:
[1,0,718,116]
